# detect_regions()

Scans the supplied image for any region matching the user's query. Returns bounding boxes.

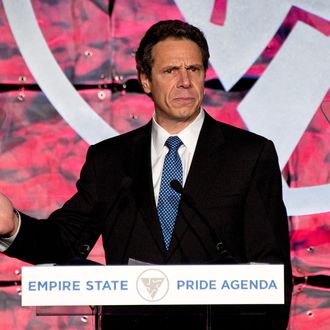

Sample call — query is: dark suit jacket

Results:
[6,112,292,329]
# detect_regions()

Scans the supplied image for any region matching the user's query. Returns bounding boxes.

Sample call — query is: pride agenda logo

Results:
[136,269,169,302]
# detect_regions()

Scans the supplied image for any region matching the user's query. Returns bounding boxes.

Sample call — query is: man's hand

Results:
[0,192,19,237]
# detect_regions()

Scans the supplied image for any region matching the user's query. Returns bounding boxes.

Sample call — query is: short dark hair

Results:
[135,20,210,80]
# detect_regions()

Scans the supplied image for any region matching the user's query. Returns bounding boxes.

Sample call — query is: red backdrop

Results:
[0,1,330,329]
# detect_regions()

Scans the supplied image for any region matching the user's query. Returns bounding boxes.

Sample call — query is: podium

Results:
[22,264,285,330]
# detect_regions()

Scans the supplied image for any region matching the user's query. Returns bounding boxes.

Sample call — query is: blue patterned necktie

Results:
[157,136,183,250]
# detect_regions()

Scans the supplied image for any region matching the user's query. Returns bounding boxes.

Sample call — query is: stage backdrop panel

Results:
[0,1,330,329]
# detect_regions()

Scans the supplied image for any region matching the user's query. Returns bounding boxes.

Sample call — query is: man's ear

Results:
[139,73,151,94]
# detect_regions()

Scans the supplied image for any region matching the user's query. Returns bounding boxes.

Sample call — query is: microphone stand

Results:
[170,180,238,264]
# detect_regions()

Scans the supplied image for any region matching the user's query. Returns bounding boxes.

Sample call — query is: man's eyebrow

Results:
[185,64,203,68]
[163,65,179,69]
[162,64,202,69]
[160,65,180,71]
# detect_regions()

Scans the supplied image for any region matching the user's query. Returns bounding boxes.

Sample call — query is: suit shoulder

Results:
[211,118,269,146]
[89,122,151,153]
[205,116,276,158]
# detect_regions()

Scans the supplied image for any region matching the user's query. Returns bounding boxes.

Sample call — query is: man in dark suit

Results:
[0,20,291,329]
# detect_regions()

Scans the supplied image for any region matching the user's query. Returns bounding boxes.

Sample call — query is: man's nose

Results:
[177,69,191,88]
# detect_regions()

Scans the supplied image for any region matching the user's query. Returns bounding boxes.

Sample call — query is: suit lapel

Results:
[168,113,226,257]
[127,122,166,257]
[184,112,225,202]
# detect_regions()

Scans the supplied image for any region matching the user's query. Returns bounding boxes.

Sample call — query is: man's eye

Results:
[189,66,200,72]
[164,68,173,74]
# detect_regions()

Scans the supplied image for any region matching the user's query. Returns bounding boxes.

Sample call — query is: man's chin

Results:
[173,109,200,122]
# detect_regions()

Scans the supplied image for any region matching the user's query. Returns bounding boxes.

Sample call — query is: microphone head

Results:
[170,179,183,194]
[121,176,132,189]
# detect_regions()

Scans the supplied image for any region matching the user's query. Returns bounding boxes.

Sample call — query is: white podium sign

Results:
[21,264,284,306]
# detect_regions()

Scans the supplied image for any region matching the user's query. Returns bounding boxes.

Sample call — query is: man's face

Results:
[140,38,205,133]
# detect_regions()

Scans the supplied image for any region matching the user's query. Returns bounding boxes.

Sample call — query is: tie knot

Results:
[165,136,182,151]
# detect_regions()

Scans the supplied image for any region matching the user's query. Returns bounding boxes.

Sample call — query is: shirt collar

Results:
[152,109,205,156]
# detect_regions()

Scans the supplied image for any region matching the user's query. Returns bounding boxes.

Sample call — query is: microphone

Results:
[170,180,238,264]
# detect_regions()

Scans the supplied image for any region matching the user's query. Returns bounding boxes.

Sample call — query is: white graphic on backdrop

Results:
[238,23,330,215]
[3,0,330,215]
[175,0,330,215]
[2,0,118,145]
[175,0,330,90]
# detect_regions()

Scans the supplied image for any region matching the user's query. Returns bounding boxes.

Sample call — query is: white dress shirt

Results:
[151,109,205,205]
